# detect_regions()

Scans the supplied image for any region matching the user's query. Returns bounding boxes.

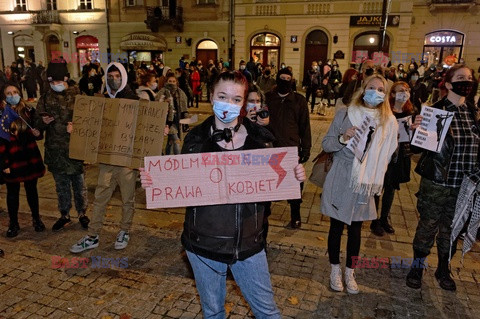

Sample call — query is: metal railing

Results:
[32,10,60,24]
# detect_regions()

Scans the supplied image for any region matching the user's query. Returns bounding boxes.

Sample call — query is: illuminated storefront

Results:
[250,33,280,69]
[422,30,464,67]
[76,35,99,71]
[120,33,167,66]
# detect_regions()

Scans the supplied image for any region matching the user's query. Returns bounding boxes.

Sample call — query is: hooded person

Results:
[104,62,138,99]
[70,62,140,253]
[35,62,90,232]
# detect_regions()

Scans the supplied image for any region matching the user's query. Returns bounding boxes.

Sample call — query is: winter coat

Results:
[79,74,103,96]
[0,104,45,183]
[157,86,188,136]
[190,70,201,95]
[180,116,276,263]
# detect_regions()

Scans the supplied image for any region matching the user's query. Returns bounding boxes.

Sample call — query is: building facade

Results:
[234,0,480,82]
[0,0,108,78]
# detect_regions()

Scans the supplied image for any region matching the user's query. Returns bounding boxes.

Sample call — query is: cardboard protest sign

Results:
[346,115,377,162]
[397,115,412,143]
[411,106,453,152]
[130,99,169,168]
[69,95,168,167]
[69,95,105,163]
[144,147,301,209]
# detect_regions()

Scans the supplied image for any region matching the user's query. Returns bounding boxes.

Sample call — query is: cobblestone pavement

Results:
[0,102,479,319]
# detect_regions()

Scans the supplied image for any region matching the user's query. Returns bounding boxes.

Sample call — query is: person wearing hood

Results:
[70,62,139,253]
[35,62,89,232]
[157,73,188,155]
[265,68,311,229]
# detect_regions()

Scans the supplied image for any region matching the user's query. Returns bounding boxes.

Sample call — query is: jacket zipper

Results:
[193,207,196,226]
[234,204,241,259]
[254,203,258,230]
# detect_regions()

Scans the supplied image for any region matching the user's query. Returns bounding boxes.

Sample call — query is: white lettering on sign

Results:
[429,35,457,44]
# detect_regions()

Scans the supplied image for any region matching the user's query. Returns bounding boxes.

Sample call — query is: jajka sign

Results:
[350,15,400,27]
[144,147,301,209]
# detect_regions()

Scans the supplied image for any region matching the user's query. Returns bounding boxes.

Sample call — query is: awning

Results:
[76,35,99,49]
[120,33,167,51]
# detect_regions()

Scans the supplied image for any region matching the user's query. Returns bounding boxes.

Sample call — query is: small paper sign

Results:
[179,114,198,125]
[397,115,412,143]
[144,147,301,209]
[346,115,377,162]
[411,106,454,152]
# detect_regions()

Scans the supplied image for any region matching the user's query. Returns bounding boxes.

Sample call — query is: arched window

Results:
[196,39,218,66]
[304,30,329,76]
[352,32,389,63]
[250,32,280,68]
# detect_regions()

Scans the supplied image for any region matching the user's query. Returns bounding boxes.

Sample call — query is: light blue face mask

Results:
[6,94,21,106]
[50,83,66,92]
[213,100,241,123]
[363,89,385,108]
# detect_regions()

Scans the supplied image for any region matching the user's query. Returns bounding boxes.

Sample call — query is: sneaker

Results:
[330,264,343,292]
[70,235,99,253]
[33,218,45,232]
[52,217,71,232]
[115,231,130,250]
[345,267,359,294]
[79,215,90,229]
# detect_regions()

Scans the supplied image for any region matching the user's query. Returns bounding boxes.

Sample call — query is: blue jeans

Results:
[186,250,280,319]
[165,133,181,155]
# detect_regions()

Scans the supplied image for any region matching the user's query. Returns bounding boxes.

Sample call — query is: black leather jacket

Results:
[414,98,479,184]
[180,116,275,263]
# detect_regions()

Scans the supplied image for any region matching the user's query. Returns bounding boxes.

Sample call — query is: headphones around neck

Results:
[210,122,241,143]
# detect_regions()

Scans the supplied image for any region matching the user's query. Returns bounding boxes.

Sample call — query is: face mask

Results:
[107,78,122,90]
[240,65,246,70]
[276,79,291,94]
[363,89,385,107]
[450,81,474,97]
[265,70,271,76]
[246,102,261,112]
[365,68,374,76]
[281,65,286,69]
[150,82,158,91]
[89,72,96,77]
[50,83,66,93]
[327,62,332,66]
[6,94,21,106]
[312,66,318,70]
[411,75,419,81]
[213,100,241,123]
[399,67,404,71]
[165,83,176,91]
[333,67,338,71]
[395,92,410,104]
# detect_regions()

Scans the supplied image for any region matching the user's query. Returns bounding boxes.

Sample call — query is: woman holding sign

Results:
[141,71,306,318]
[321,74,398,294]
[370,81,422,236]
[407,65,479,291]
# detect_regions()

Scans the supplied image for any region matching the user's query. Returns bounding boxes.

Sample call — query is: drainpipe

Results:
[105,0,111,63]
[229,0,234,66]
[378,0,391,52]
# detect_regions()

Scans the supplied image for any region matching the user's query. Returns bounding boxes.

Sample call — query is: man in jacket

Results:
[70,62,140,253]
[257,66,276,94]
[265,68,311,228]
[302,61,321,113]
[36,62,89,232]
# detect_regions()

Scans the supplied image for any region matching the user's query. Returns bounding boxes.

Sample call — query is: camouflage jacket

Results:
[35,86,84,175]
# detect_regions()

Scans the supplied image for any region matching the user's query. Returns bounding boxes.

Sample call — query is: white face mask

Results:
[246,102,261,112]
[149,82,158,91]
[395,91,410,104]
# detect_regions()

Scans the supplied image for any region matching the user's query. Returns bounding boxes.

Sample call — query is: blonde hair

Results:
[351,74,393,127]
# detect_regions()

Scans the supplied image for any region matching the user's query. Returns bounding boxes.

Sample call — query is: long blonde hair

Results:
[351,74,393,126]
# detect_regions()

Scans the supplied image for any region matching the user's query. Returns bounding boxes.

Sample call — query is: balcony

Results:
[427,0,478,13]
[32,10,60,24]
[145,6,183,32]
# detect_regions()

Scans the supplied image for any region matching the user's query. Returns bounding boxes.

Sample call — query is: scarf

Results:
[450,168,480,261]
[348,105,398,196]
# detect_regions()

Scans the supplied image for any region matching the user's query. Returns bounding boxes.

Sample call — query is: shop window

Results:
[423,30,464,67]
[352,32,389,63]
[250,32,281,68]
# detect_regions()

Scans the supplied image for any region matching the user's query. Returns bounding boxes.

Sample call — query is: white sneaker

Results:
[114,230,129,250]
[70,235,99,253]
[330,264,343,292]
[345,267,359,294]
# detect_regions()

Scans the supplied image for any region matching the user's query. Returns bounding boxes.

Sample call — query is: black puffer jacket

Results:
[180,116,275,263]
[414,98,479,183]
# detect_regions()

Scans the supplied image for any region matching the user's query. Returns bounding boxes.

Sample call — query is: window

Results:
[79,0,93,9]
[47,0,57,10]
[197,0,216,4]
[126,0,143,6]
[15,0,27,11]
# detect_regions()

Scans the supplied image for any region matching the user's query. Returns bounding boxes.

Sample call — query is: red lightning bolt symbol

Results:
[221,111,228,119]
[268,152,287,189]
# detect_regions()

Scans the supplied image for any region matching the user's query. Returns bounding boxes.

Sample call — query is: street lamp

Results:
[7,30,22,35]
[73,30,87,35]
[369,37,375,44]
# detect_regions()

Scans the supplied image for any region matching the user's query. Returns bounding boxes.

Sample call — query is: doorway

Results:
[250,33,281,69]
[45,34,60,63]
[196,40,218,66]
[304,30,329,77]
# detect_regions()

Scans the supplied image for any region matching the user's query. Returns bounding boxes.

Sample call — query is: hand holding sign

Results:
[411,106,453,152]
[346,115,376,162]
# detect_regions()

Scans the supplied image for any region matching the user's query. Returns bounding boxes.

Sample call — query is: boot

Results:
[370,219,384,236]
[406,250,427,289]
[435,255,456,291]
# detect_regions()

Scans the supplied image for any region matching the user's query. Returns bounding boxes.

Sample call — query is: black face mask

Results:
[276,79,291,94]
[365,68,374,76]
[450,81,474,97]
[265,70,271,76]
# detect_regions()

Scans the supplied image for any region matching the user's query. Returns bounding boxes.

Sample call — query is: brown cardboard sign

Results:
[69,95,105,163]
[144,147,301,209]
[69,95,168,168]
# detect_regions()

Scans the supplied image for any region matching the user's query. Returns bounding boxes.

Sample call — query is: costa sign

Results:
[429,35,456,44]
[424,31,463,46]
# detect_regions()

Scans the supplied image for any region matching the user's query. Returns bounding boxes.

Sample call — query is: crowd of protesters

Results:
[0,52,479,318]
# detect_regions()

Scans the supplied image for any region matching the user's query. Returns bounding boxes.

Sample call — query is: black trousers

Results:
[328,217,363,268]
[305,87,317,111]
[7,179,40,226]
